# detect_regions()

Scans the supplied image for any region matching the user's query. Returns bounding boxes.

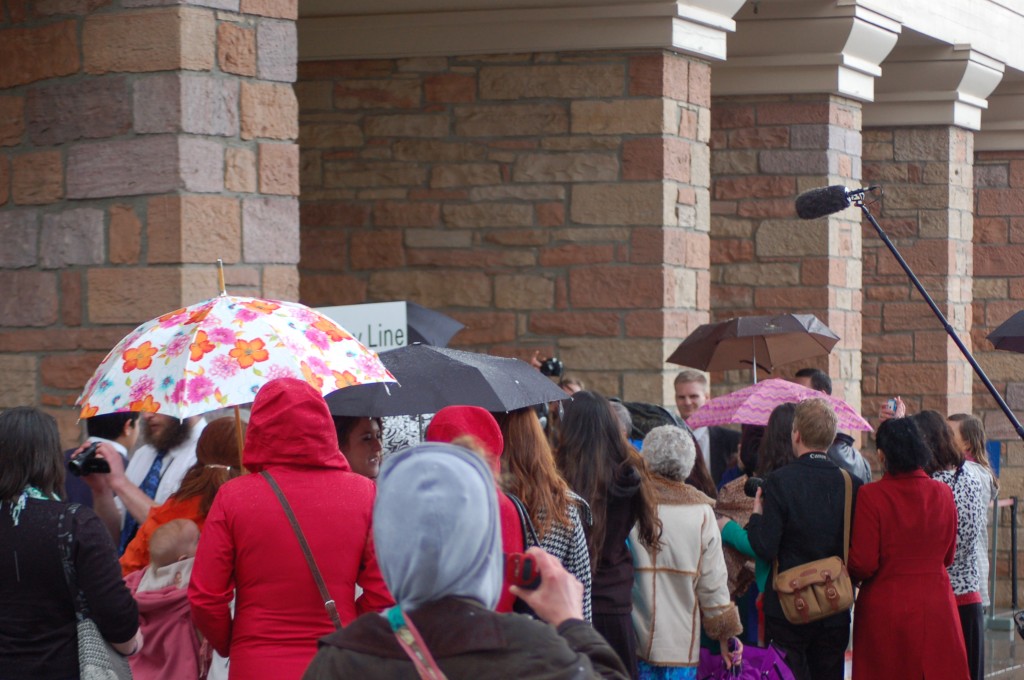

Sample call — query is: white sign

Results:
[316,301,408,352]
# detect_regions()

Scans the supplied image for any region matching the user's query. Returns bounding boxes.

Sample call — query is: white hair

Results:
[641,425,696,482]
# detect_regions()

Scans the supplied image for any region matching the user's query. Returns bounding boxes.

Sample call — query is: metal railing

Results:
[989,496,1018,629]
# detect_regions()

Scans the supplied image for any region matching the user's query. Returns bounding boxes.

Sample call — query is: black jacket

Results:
[0,499,138,680]
[827,433,873,486]
[745,453,861,626]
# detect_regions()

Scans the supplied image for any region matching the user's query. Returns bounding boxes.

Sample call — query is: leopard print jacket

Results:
[933,464,987,596]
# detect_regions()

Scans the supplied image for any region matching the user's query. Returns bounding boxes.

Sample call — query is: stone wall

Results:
[974,148,1024,608]
[0,1,300,446]
[296,51,714,401]
[861,127,974,419]
[709,94,863,403]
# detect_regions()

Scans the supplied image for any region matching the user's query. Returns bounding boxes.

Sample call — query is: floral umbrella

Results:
[77,294,396,421]
[686,378,872,432]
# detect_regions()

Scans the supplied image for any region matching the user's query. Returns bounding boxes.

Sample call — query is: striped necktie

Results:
[118,449,167,554]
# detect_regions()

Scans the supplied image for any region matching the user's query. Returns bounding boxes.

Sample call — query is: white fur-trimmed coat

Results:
[630,478,741,667]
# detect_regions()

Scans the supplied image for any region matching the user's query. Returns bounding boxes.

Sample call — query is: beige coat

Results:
[630,478,741,667]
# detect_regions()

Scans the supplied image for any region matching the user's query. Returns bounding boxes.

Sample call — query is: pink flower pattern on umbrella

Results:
[166,334,190,358]
[129,376,155,402]
[304,328,331,351]
[208,327,237,345]
[77,295,396,419]
[187,375,216,402]
[209,354,240,379]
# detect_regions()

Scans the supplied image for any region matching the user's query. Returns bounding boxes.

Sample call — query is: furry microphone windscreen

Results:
[795,185,851,220]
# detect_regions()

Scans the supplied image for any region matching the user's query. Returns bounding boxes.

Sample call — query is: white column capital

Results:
[298,1,745,62]
[865,44,1005,130]
[976,69,1024,150]
[711,1,902,102]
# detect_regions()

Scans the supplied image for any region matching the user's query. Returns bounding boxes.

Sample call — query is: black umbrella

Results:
[325,344,569,417]
[667,313,840,382]
[406,301,464,347]
[987,310,1024,352]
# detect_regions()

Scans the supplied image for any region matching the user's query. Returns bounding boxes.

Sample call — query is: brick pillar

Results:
[973,148,1024,607]
[861,127,974,416]
[297,51,712,402]
[709,94,863,404]
[0,2,299,445]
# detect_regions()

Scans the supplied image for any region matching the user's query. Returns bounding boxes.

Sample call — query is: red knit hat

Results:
[425,406,504,473]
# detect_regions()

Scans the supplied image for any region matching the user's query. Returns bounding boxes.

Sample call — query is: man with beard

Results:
[83,413,205,553]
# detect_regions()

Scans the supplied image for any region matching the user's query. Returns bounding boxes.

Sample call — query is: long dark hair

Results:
[758,402,797,477]
[554,391,661,566]
[0,407,65,503]
[912,410,963,474]
[494,407,572,540]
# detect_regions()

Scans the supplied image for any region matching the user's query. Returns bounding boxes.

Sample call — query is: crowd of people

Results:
[0,361,1002,680]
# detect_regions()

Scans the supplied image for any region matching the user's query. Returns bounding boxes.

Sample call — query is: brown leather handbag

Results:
[773,469,854,624]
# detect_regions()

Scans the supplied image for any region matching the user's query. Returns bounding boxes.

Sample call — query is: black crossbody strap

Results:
[261,471,342,630]
[57,503,90,620]
[505,492,540,547]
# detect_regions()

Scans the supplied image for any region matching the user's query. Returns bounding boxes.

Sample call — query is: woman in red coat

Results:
[189,378,393,680]
[848,417,969,680]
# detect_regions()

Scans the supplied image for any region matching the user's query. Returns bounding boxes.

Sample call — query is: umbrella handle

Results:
[234,405,245,470]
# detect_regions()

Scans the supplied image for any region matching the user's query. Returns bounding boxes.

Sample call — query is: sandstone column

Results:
[296,3,744,403]
[972,73,1024,596]
[862,44,1004,416]
[0,1,299,444]
[709,3,900,404]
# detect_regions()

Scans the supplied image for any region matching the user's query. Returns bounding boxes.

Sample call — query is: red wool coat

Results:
[188,379,393,680]
[847,470,970,680]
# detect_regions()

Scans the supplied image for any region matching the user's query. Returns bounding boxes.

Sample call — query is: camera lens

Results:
[743,476,765,498]
[67,442,101,477]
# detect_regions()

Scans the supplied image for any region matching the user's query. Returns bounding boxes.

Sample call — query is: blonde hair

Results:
[149,519,200,570]
[948,413,998,489]
[793,398,837,452]
[674,369,708,388]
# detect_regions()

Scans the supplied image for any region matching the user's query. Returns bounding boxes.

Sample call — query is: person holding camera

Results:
[302,441,628,680]
[745,398,861,680]
[77,412,206,553]
[64,411,140,508]
[715,403,798,646]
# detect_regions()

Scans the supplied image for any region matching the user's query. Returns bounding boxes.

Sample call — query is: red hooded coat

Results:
[188,378,393,680]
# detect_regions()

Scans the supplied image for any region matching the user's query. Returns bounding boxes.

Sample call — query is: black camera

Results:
[743,476,765,498]
[538,357,564,378]
[67,442,110,477]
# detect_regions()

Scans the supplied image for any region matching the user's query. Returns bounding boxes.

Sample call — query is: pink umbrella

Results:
[686,378,872,432]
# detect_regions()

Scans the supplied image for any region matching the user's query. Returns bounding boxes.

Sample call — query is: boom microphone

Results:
[795,185,875,219]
